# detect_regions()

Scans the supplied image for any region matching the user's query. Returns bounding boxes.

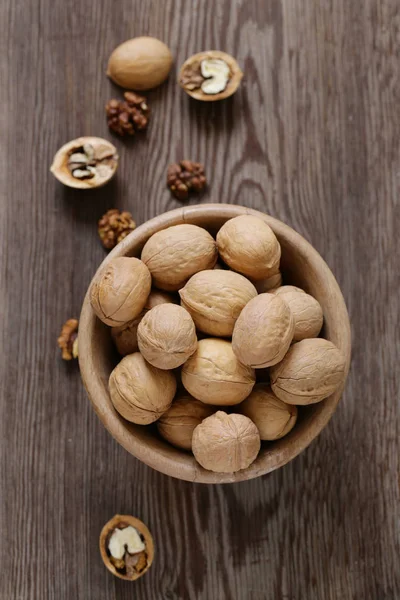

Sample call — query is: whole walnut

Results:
[252,271,282,293]
[111,290,176,355]
[232,294,294,368]
[181,338,256,405]
[272,286,323,341]
[216,215,281,280]
[157,393,215,450]
[179,269,257,337]
[141,224,217,291]
[239,384,297,440]
[137,304,197,369]
[90,257,151,326]
[192,411,261,473]
[270,338,346,405]
[109,353,176,424]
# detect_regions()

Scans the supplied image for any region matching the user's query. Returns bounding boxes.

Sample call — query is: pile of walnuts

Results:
[90,214,346,474]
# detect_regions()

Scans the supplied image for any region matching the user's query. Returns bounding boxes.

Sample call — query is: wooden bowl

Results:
[79,204,351,483]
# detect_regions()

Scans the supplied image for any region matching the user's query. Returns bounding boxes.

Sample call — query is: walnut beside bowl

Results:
[79,204,351,484]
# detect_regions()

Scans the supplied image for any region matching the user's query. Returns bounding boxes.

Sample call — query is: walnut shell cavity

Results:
[109,353,176,424]
[111,290,177,356]
[179,50,243,101]
[192,411,261,473]
[157,393,215,450]
[137,304,197,370]
[273,287,323,341]
[270,338,346,405]
[90,257,151,327]
[239,384,298,441]
[100,514,154,581]
[50,137,118,189]
[141,224,218,291]
[181,338,256,406]
[232,293,294,368]
[179,269,257,337]
[107,36,173,91]
[216,215,281,280]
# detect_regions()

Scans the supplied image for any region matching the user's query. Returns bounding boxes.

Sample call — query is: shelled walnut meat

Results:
[106,92,150,137]
[57,318,78,360]
[141,224,218,291]
[100,514,154,581]
[157,393,215,450]
[270,338,346,405]
[111,290,177,356]
[192,411,261,473]
[179,50,243,101]
[179,269,257,337]
[109,353,176,424]
[167,161,206,200]
[137,304,198,369]
[98,209,136,249]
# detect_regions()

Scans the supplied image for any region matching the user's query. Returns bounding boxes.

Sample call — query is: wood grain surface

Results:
[1,0,399,598]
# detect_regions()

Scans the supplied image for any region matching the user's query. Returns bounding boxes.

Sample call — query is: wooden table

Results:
[1,1,399,598]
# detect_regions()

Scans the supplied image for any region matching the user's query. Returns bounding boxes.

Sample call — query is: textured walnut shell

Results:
[157,393,215,450]
[50,137,118,189]
[179,50,243,101]
[109,353,176,424]
[90,257,151,327]
[111,290,176,355]
[192,411,260,473]
[181,338,255,405]
[216,215,281,280]
[252,271,283,293]
[179,269,257,337]
[275,288,323,341]
[141,224,218,291]
[232,293,294,368]
[99,514,154,581]
[107,37,173,90]
[273,285,305,296]
[239,384,297,441]
[137,304,197,369]
[270,338,346,405]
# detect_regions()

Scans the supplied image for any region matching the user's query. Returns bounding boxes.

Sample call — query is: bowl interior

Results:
[79,204,351,483]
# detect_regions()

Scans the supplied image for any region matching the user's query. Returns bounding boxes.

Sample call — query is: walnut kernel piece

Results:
[100,514,154,581]
[98,209,137,250]
[167,160,206,200]
[106,92,150,137]
[50,137,118,189]
[179,50,243,101]
[57,318,79,360]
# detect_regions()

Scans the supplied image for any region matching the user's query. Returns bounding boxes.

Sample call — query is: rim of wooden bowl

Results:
[79,204,351,484]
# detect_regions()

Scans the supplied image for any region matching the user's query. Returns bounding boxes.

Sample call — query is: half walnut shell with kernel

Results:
[99,514,154,581]
[50,137,118,189]
[178,50,243,101]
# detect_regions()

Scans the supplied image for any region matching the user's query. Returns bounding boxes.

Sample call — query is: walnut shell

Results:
[232,293,294,368]
[252,271,283,293]
[239,384,297,440]
[179,50,243,101]
[141,224,218,291]
[181,338,256,405]
[216,215,281,280]
[137,304,197,369]
[157,393,215,450]
[107,37,173,91]
[192,411,260,473]
[273,285,305,296]
[99,514,154,581]
[270,338,346,405]
[179,269,257,337]
[109,353,176,424]
[90,257,151,327]
[275,288,323,341]
[111,290,177,355]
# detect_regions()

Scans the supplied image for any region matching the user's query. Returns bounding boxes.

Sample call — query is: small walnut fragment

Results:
[100,514,154,581]
[106,92,150,137]
[57,318,79,360]
[167,160,206,200]
[98,209,136,249]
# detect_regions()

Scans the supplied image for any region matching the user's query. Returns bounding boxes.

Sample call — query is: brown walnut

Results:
[57,318,78,360]
[106,92,150,137]
[167,161,206,200]
[98,209,137,250]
